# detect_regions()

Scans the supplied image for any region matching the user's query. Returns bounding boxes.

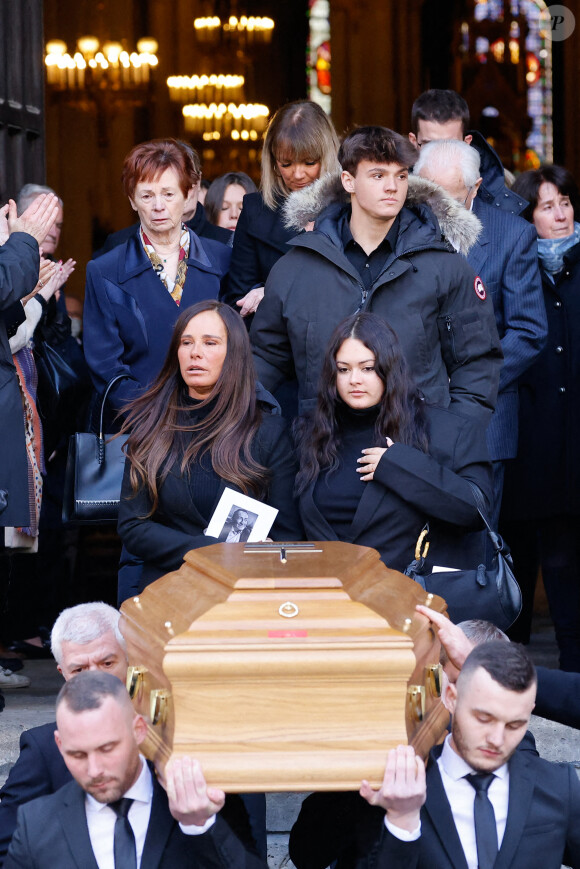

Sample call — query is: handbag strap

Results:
[98,374,130,439]
[466,481,505,557]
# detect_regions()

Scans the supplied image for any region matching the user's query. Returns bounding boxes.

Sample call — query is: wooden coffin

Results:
[120,541,449,791]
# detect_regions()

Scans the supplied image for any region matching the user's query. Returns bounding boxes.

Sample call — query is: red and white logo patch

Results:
[474,276,486,300]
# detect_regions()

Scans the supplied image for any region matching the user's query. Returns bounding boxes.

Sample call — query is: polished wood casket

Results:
[120,541,449,791]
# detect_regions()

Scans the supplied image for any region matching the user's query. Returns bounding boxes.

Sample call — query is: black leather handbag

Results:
[34,339,81,422]
[62,375,128,524]
[404,483,522,630]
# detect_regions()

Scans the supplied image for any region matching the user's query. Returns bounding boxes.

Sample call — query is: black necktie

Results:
[465,773,498,869]
[108,797,137,869]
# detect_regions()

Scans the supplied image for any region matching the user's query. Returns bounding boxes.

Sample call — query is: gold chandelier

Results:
[182,101,269,140]
[167,74,245,104]
[193,15,274,43]
[45,37,158,90]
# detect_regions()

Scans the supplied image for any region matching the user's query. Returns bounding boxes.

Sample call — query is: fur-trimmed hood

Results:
[283,172,482,256]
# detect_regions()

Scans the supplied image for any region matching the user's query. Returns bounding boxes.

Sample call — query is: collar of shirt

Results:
[339,208,400,256]
[85,756,153,869]
[86,755,153,815]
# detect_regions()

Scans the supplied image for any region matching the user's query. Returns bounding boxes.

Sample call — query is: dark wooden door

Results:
[0,0,45,201]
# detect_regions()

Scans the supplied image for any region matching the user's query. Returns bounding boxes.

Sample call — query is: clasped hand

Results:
[357,438,394,481]
[164,756,225,827]
[360,744,426,832]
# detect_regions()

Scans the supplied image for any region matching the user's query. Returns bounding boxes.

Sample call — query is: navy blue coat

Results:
[502,241,580,520]
[220,193,296,308]
[0,232,41,526]
[467,198,547,461]
[469,131,528,216]
[83,228,231,415]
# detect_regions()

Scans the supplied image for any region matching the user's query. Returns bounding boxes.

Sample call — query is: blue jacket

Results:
[83,228,231,415]
[468,198,547,460]
[469,130,528,216]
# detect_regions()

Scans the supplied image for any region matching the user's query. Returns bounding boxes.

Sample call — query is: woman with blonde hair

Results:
[221,100,339,318]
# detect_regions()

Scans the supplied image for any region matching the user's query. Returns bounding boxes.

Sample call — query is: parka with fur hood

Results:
[250,173,503,419]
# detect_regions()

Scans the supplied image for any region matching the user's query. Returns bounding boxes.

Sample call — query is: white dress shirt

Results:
[385,734,510,869]
[436,735,509,869]
[85,755,216,868]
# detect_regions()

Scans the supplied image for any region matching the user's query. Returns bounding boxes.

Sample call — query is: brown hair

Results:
[204,172,257,225]
[261,100,340,209]
[338,126,418,176]
[122,300,269,514]
[121,139,201,200]
[410,90,470,137]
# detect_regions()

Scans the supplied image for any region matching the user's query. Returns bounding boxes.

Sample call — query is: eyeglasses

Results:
[461,185,475,207]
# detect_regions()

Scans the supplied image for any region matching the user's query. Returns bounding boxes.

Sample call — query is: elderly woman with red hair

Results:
[83,138,231,416]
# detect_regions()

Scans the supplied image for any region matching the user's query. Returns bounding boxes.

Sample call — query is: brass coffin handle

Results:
[150,689,170,725]
[426,663,443,698]
[126,665,147,699]
[408,685,426,722]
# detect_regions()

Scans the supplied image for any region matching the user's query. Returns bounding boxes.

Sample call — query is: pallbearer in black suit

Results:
[295,313,492,575]
[5,672,266,869]
[360,641,580,869]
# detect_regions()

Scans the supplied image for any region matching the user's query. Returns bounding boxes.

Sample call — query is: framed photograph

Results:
[205,487,279,543]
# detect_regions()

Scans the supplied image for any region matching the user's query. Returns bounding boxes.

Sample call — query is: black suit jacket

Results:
[365,745,580,869]
[4,765,266,869]
[0,723,70,865]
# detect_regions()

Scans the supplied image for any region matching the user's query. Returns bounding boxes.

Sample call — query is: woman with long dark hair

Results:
[117,299,301,591]
[295,313,492,572]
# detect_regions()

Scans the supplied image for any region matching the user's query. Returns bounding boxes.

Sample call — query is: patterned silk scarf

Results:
[140,225,190,306]
[13,347,44,539]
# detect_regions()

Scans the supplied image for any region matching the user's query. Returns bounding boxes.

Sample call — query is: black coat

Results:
[0,723,71,866]
[0,232,41,527]
[220,193,296,308]
[117,394,303,588]
[251,194,502,420]
[502,241,580,520]
[299,405,491,573]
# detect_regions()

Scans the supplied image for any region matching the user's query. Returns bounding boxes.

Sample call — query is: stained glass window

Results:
[307,0,331,114]
[474,0,552,163]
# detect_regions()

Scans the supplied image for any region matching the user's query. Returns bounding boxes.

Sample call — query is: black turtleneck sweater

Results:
[313,402,381,538]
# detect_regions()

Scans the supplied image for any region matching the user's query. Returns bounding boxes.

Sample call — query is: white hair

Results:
[51,602,126,665]
[414,139,481,190]
[17,183,63,214]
